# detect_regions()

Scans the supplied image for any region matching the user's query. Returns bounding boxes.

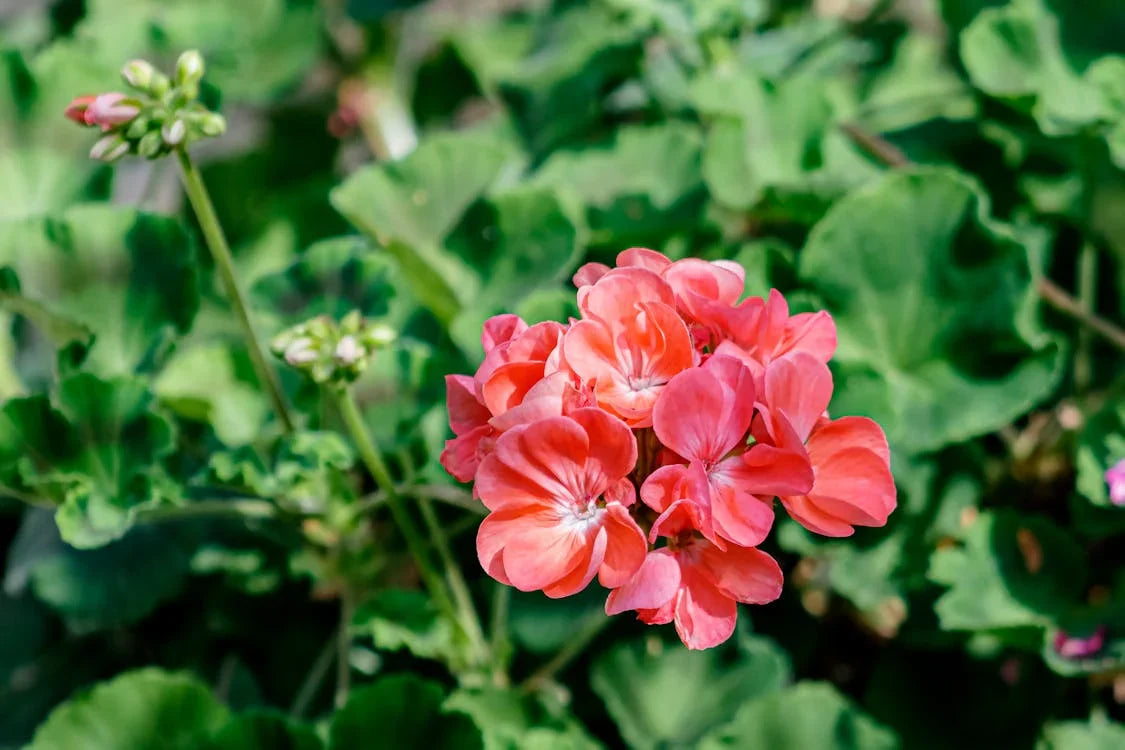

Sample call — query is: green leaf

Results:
[694,69,878,218]
[0,148,103,222]
[250,236,400,327]
[26,668,229,750]
[0,205,200,376]
[445,688,600,750]
[0,373,179,548]
[207,712,323,750]
[590,635,790,750]
[5,509,189,628]
[929,510,1086,632]
[330,128,517,324]
[960,0,1115,135]
[154,343,269,447]
[353,588,458,663]
[698,682,899,750]
[859,35,978,133]
[446,185,584,354]
[527,122,703,247]
[1075,395,1125,507]
[1037,719,1125,750]
[509,587,605,654]
[329,674,483,750]
[799,167,1064,454]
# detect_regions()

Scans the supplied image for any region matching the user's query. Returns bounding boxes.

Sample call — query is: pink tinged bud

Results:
[1106,459,1125,506]
[64,95,97,125]
[162,119,186,146]
[1053,626,1107,659]
[334,336,363,365]
[86,93,140,127]
[285,338,318,366]
[89,134,129,162]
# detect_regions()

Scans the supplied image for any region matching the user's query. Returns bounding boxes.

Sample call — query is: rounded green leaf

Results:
[799,167,1063,454]
[27,668,229,750]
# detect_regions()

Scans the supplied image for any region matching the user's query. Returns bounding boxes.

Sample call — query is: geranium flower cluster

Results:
[442,248,896,649]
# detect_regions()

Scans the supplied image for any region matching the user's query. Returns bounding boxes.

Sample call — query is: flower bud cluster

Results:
[64,50,227,162]
[271,311,396,385]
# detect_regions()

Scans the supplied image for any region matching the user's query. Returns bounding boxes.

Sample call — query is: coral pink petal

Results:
[709,480,774,548]
[673,566,738,650]
[543,528,606,598]
[488,371,569,432]
[617,247,672,272]
[567,408,638,484]
[597,504,648,588]
[476,509,529,585]
[806,446,896,526]
[779,494,857,537]
[782,311,837,362]
[605,549,681,615]
[580,267,675,324]
[763,353,833,443]
[500,510,593,592]
[808,416,891,465]
[446,375,490,435]
[731,443,814,497]
[652,367,729,461]
[481,314,528,353]
[440,424,494,483]
[573,262,611,287]
[640,464,688,513]
[698,544,783,604]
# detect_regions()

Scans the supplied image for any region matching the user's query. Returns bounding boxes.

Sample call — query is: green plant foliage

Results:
[3,0,1125,746]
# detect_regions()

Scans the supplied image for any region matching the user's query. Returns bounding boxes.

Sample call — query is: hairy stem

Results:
[520,616,610,694]
[1038,278,1125,352]
[289,631,338,718]
[174,148,294,433]
[490,584,511,687]
[335,588,354,709]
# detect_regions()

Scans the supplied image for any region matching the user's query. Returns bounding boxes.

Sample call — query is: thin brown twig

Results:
[839,122,911,168]
[1038,278,1125,352]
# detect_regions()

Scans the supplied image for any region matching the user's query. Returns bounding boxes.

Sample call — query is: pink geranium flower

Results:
[475,408,647,597]
[445,246,899,650]
[565,268,695,426]
[1106,459,1125,506]
[641,356,813,548]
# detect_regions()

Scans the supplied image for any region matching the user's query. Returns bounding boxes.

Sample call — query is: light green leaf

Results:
[353,588,458,663]
[860,35,978,133]
[929,510,1086,632]
[329,674,483,750]
[0,373,179,548]
[154,343,269,447]
[207,712,323,750]
[799,167,1064,454]
[590,635,790,750]
[445,688,600,750]
[26,668,229,750]
[698,682,899,750]
[0,205,200,376]
[1037,719,1125,750]
[1075,394,1125,507]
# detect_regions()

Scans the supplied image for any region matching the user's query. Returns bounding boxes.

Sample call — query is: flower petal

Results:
[605,548,681,615]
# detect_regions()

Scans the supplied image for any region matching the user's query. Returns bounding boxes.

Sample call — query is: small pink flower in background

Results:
[1106,459,1125,506]
[65,92,140,129]
[444,246,897,650]
[1053,626,1107,659]
[64,95,97,125]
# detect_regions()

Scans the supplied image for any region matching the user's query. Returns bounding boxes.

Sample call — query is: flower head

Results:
[445,247,897,649]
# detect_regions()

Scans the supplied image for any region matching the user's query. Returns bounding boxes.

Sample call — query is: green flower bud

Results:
[197,112,226,137]
[89,133,130,162]
[121,60,156,90]
[137,130,165,159]
[162,118,186,146]
[125,115,153,140]
[175,50,205,88]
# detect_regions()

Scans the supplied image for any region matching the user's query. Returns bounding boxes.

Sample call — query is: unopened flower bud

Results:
[64,95,96,126]
[197,112,226,137]
[334,336,364,366]
[121,59,157,90]
[175,50,205,88]
[138,130,165,159]
[125,115,152,140]
[89,133,130,162]
[365,323,396,348]
[284,338,319,366]
[162,118,186,146]
[87,93,141,128]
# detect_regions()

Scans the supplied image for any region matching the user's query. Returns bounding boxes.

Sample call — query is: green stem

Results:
[136,498,279,523]
[490,584,511,686]
[1075,241,1097,392]
[519,616,611,694]
[417,495,489,664]
[289,630,337,718]
[174,147,294,433]
[335,588,354,709]
[331,386,459,628]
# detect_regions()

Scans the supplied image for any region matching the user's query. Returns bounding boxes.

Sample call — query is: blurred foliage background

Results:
[2,0,1125,748]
